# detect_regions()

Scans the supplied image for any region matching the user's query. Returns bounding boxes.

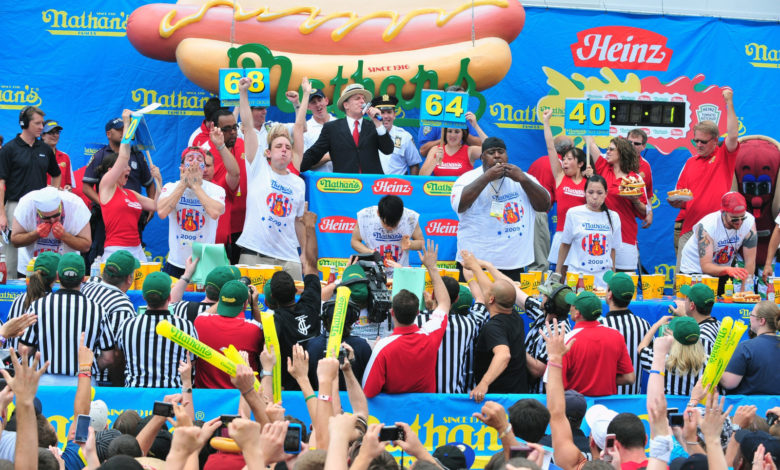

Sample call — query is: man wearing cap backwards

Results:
[679,191,758,286]
[371,94,422,175]
[11,186,90,278]
[157,146,226,278]
[19,253,115,385]
[81,250,139,386]
[0,105,62,279]
[451,137,550,281]
[40,119,74,190]
[301,83,393,174]
[599,270,650,394]
[547,290,634,396]
[116,271,197,388]
[194,280,263,388]
[671,283,720,354]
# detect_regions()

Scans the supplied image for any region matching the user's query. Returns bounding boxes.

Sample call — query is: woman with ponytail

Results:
[556,175,621,287]
[3,251,60,347]
[637,316,706,395]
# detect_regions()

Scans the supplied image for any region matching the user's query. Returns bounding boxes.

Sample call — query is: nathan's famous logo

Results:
[318,216,356,234]
[177,208,205,232]
[0,84,42,110]
[125,1,528,127]
[502,202,522,224]
[372,178,412,195]
[490,103,543,130]
[316,178,362,193]
[745,42,780,69]
[571,26,672,71]
[266,193,292,217]
[170,328,212,359]
[425,219,458,236]
[423,181,453,196]
[41,9,128,37]
[317,258,350,270]
[714,245,735,265]
[131,88,213,116]
[536,67,729,155]
[582,233,607,256]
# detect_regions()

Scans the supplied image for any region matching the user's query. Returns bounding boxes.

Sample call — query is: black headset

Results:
[19,106,33,129]
[321,298,362,330]
[543,284,573,316]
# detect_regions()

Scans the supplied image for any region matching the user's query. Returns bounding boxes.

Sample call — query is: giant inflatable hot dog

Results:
[126,0,525,100]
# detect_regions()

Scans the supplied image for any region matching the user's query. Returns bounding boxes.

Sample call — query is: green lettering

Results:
[227,43,294,113]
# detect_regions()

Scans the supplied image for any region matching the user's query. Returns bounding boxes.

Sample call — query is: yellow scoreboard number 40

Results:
[564,99,610,136]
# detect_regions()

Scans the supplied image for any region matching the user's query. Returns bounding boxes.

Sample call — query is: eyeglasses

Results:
[729,215,747,223]
[484,148,506,156]
[37,211,61,221]
[630,141,644,147]
[607,146,617,152]
[220,124,239,133]
[693,138,713,145]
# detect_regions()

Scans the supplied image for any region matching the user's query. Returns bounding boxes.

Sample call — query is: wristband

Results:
[180,277,191,283]
[686,441,700,446]
[498,424,512,439]
[318,394,332,402]
[0,335,6,346]
[304,394,317,402]
[240,386,253,396]
[259,370,273,377]
[217,144,226,151]
[78,372,92,378]
[465,278,475,284]
[649,369,666,377]
[649,435,674,461]
[182,387,193,394]
[548,361,563,369]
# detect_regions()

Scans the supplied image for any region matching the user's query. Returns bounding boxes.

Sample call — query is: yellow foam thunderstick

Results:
[260,311,282,403]
[326,286,352,359]
[700,317,747,401]
[156,320,260,391]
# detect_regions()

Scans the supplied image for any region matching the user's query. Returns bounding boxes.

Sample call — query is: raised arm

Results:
[99,109,133,204]
[465,112,488,142]
[723,88,738,152]
[301,206,320,276]
[543,109,563,182]
[420,239,450,313]
[210,125,240,191]
[291,78,311,172]
[239,77,258,164]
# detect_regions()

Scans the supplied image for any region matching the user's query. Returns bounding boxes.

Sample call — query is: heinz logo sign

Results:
[425,219,458,236]
[571,26,672,71]
[318,216,356,233]
[372,178,413,195]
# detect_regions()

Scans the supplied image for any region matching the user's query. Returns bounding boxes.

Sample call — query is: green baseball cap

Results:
[58,252,85,281]
[564,291,603,321]
[217,280,249,318]
[206,266,237,292]
[679,284,715,311]
[142,271,171,301]
[670,316,701,345]
[451,284,474,315]
[603,271,635,302]
[341,264,368,305]
[34,252,61,283]
[227,266,242,279]
[539,282,573,315]
[104,250,140,277]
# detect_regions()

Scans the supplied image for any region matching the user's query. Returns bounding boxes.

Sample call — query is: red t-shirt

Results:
[638,157,653,200]
[527,155,558,204]
[192,131,248,241]
[561,321,633,396]
[433,144,473,177]
[676,143,739,234]
[47,149,72,188]
[71,166,92,209]
[102,187,141,247]
[193,313,263,389]
[554,175,586,232]
[595,158,646,245]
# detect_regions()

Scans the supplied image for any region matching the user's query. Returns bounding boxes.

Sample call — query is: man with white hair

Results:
[10,186,91,277]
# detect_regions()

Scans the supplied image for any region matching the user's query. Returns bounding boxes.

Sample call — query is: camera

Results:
[220,415,240,426]
[351,252,392,324]
[378,425,405,442]
[0,349,19,377]
[152,401,173,418]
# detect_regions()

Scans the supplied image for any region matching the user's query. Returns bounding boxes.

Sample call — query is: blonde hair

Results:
[266,123,293,147]
[666,341,706,375]
[693,120,719,139]
[753,300,779,332]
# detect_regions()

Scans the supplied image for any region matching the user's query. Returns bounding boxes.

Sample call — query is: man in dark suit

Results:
[301,84,393,174]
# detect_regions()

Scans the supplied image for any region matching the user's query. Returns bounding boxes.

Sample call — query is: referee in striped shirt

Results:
[168,259,238,322]
[415,277,488,393]
[81,250,138,386]
[638,316,704,396]
[598,271,650,395]
[117,271,197,388]
[19,252,115,385]
[670,283,720,355]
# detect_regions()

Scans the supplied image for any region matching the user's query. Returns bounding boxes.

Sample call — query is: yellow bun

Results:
[668,189,693,196]
[210,437,242,453]
[176,37,512,100]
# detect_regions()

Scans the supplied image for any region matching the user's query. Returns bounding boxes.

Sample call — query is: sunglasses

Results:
[607,146,617,151]
[630,141,644,146]
[693,138,713,145]
[220,124,239,133]
[37,211,62,221]
[729,215,747,223]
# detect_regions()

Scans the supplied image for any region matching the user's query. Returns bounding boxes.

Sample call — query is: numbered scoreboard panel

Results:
[585,91,691,139]
[219,68,270,107]
[419,89,469,129]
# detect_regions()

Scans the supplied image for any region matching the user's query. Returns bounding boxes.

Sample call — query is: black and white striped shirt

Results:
[81,280,137,382]
[415,303,489,393]
[19,289,114,376]
[697,317,720,355]
[117,309,197,388]
[600,309,651,394]
[523,297,572,393]
[638,344,703,396]
[169,300,213,323]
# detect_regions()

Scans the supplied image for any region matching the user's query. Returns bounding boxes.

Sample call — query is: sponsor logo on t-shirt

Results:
[425,219,458,236]
[319,216,356,233]
[372,178,413,195]
[124,198,142,210]
[502,202,523,224]
[713,245,735,264]
[177,208,205,232]
[582,233,607,256]
[266,193,292,217]
[562,186,585,197]
[271,179,293,195]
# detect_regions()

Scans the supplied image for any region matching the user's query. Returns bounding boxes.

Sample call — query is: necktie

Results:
[353,120,360,147]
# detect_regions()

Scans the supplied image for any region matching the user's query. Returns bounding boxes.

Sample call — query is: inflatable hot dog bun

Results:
[126,0,525,97]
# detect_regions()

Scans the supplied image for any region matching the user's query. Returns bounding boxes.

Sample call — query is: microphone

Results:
[362,102,383,121]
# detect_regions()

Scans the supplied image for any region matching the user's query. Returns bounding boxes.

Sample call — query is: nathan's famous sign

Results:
[126,0,525,124]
